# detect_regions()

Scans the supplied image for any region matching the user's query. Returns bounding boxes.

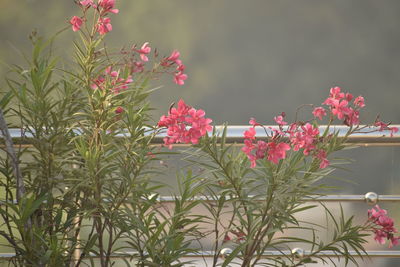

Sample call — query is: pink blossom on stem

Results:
[354,96,365,108]
[161,49,183,67]
[323,87,344,106]
[136,42,151,62]
[98,0,119,14]
[345,92,353,102]
[105,66,118,77]
[343,108,360,126]
[329,86,345,100]
[174,72,188,86]
[177,64,185,72]
[274,115,287,126]
[115,106,124,114]
[312,107,327,120]
[368,205,399,248]
[80,0,95,7]
[249,118,260,127]
[70,16,83,32]
[97,17,112,35]
[243,127,256,140]
[91,76,105,90]
[375,120,399,137]
[315,149,329,169]
[91,66,132,93]
[167,50,181,64]
[132,61,144,73]
[223,234,231,243]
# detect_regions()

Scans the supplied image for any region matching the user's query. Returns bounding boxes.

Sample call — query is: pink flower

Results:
[161,50,183,66]
[354,96,365,108]
[374,229,387,245]
[177,64,185,72]
[174,72,188,86]
[91,75,105,90]
[323,87,344,106]
[331,100,351,120]
[375,120,399,137]
[302,123,319,136]
[368,205,387,220]
[98,0,119,14]
[115,106,124,114]
[70,16,83,32]
[243,127,256,140]
[368,205,399,248]
[315,150,329,169]
[343,108,360,126]
[91,66,132,93]
[223,234,231,243]
[345,92,353,102]
[132,61,144,73]
[249,118,259,127]
[329,86,345,100]
[267,142,290,164]
[312,107,326,120]
[390,237,400,248]
[391,127,399,137]
[167,50,181,64]
[242,141,257,168]
[80,0,95,7]
[136,42,151,62]
[158,99,212,148]
[274,115,287,126]
[105,66,118,77]
[323,97,339,107]
[290,123,319,155]
[97,17,112,35]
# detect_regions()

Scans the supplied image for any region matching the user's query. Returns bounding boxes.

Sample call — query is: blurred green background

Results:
[1,0,400,124]
[1,1,400,266]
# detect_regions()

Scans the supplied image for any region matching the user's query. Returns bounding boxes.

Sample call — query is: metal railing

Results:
[6,125,400,146]
[0,250,399,259]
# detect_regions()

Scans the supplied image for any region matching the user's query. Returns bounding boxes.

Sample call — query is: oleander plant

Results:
[0,1,398,266]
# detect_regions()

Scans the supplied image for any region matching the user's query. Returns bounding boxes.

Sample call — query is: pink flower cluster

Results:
[368,205,399,248]
[158,99,213,149]
[162,50,188,85]
[375,119,399,137]
[242,87,399,168]
[242,119,328,169]
[91,66,133,94]
[313,87,365,126]
[70,0,118,35]
[130,44,188,86]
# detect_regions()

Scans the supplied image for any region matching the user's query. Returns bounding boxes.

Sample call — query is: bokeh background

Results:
[1,0,400,266]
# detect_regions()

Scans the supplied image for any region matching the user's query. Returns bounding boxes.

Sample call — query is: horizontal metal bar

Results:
[0,251,399,259]
[155,194,400,203]
[4,125,400,146]
[1,194,399,206]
